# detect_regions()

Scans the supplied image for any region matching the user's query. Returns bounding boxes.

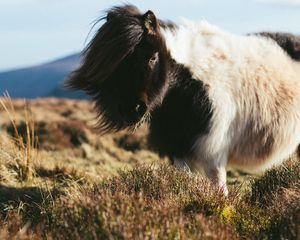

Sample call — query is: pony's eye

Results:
[149,52,159,66]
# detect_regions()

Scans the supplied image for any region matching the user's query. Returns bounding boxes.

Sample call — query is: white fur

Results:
[161,20,300,192]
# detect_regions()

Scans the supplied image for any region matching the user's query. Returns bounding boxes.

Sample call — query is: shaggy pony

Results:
[66,5,300,194]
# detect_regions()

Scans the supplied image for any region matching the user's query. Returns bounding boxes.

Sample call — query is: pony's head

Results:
[66,5,170,132]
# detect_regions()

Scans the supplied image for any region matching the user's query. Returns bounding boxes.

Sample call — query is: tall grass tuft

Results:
[0,92,38,181]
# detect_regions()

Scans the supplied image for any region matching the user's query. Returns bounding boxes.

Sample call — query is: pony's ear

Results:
[143,10,158,36]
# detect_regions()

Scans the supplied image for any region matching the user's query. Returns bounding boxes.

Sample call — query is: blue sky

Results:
[1,0,300,71]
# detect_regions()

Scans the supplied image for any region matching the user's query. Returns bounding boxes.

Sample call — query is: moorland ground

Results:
[0,98,299,239]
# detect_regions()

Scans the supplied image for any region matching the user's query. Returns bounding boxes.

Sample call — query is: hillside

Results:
[0,54,84,99]
[0,98,299,239]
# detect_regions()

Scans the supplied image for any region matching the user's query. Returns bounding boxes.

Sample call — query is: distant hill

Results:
[0,54,87,99]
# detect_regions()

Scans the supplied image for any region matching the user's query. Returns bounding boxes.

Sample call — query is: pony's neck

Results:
[161,23,192,66]
[160,20,225,68]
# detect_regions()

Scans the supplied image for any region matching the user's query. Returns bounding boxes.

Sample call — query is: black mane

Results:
[65,5,144,96]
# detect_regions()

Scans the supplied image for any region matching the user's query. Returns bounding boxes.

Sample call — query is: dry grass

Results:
[0,98,299,239]
[0,94,37,181]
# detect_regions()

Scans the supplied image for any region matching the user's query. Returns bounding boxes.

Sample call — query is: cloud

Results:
[257,0,300,7]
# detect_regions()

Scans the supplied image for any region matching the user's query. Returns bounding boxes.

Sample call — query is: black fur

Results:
[149,62,212,159]
[254,32,300,60]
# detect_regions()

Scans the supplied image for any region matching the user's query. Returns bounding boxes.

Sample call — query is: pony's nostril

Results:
[135,101,147,118]
[118,101,147,123]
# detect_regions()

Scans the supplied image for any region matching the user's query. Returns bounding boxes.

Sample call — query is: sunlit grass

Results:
[0,98,299,239]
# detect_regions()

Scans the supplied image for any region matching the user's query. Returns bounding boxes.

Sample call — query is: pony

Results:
[66,5,300,194]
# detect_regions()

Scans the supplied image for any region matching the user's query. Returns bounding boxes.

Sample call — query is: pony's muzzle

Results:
[135,101,147,119]
[118,101,147,124]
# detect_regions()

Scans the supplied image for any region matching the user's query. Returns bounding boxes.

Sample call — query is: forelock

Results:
[66,5,145,96]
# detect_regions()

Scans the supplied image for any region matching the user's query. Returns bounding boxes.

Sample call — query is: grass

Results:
[0,93,37,181]
[0,98,299,239]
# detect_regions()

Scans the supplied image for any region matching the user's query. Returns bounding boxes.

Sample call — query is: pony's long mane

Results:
[65,5,144,96]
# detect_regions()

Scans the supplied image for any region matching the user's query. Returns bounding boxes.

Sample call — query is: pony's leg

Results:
[172,154,228,195]
[201,154,228,196]
[173,158,192,173]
